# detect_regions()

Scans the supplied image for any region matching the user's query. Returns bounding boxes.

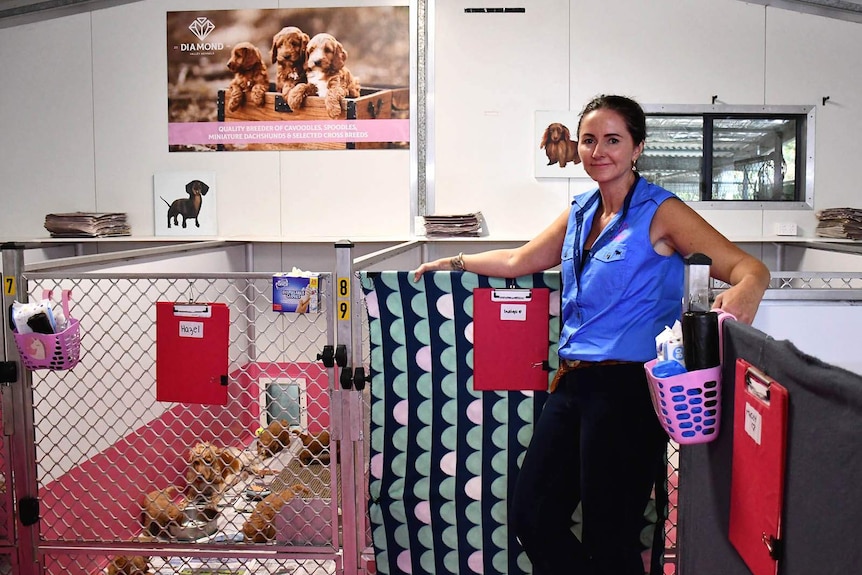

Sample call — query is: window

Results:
[639,105,815,208]
[264,377,308,428]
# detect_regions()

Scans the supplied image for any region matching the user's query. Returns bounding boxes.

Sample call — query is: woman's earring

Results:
[632,160,637,171]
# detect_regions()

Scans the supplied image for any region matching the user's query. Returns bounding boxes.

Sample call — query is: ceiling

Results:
[3,0,862,28]
[744,0,862,23]
[0,0,139,28]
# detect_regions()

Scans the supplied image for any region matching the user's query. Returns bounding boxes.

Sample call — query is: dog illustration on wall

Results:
[541,122,580,168]
[161,179,209,229]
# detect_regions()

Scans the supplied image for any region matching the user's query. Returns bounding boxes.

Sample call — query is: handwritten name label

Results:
[179,321,204,339]
[500,304,526,321]
[744,402,762,445]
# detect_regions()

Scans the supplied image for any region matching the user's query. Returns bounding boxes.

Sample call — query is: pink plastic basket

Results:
[644,312,733,445]
[13,289,82,371]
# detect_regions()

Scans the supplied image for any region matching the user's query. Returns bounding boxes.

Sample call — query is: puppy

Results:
[297,429,331,466]
[287,32,361,118]
[185,442,242,502]
[271,26,309,98]
[139,486,186,537]
[257,419,295,459]
[541,122,580,168]
[161,179,209,229]
[241,484,314,543]
[226,41,269,113]
[106,555,152,575]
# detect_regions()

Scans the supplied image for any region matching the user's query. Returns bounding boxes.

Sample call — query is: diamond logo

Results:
[189,17,215,42]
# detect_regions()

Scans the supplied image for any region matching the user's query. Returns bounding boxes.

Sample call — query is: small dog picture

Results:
[153,171,217,236]
[534,110,588,179]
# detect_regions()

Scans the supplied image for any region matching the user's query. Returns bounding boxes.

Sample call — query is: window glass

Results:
[640,116,703,202]
[638,106,812,207]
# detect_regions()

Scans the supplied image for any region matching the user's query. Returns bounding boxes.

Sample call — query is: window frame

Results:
[641,104,816,210]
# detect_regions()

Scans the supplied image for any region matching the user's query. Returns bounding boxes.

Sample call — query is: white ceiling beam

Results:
[0,0,141,29]
[744,0,862,24]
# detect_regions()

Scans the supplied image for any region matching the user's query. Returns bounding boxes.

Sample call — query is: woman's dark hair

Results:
[577,95,647,145]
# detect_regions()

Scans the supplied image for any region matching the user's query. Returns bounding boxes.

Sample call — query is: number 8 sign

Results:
[337,277,350,321]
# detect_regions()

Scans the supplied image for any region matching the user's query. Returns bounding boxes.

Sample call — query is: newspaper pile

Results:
[44,212,131,238]
[423,212,485,238]
[815,207,862,240]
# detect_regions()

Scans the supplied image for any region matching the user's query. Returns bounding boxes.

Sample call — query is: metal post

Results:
[243,243,257,364]
[1,244,42,574]
[683,253,712,313]
[333,240,363,575]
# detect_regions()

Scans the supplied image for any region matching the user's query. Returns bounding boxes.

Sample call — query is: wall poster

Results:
[534,110,585,178]
[167,7,410,152]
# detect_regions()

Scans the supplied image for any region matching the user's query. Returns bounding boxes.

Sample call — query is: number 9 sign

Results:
[337,277,350,321]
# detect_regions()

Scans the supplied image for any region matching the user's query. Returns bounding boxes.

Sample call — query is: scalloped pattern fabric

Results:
[362,271,664,575]
[361,271,560,575]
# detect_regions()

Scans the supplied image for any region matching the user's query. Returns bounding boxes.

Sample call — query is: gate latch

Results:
[317,345,335,368]
[0,362,17,385]
[19,497,39,526]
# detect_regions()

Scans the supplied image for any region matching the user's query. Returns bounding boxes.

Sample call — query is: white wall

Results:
[754,301,862,374]
[0,0,411,241]
[2,0,862,248]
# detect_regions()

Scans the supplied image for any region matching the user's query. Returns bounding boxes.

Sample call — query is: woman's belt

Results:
[549,359,637,392]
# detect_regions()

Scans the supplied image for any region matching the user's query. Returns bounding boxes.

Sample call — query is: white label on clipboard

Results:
[179,321,204,338]
[500,304,527,321]
[744,402,762,445]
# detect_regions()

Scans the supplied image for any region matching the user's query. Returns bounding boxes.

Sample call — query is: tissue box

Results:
[273,273,319,313]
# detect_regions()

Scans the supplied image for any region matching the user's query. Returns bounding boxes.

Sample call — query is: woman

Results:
[412,95,770,574]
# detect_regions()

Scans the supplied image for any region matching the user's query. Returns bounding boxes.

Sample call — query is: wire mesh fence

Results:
[18,272,345,575]
[4,263,855,574]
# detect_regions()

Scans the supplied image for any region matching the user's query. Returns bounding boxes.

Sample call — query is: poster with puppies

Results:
[167,7,410,152]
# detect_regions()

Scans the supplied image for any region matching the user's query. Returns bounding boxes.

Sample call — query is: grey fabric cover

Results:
[678,320,862,575]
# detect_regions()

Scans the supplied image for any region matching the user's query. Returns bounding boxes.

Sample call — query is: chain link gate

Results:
[3,239,854,575]
[0,257,375,575]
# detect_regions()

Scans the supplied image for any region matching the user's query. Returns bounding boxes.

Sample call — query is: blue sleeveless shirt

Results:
[559,177,684,362]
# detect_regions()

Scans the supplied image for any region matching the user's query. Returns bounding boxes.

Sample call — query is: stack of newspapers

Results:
[423,212,485,238]
[815,207,862,240]
[44,212,131,238]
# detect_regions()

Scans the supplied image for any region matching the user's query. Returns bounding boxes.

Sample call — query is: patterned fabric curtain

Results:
[360,271,560,575]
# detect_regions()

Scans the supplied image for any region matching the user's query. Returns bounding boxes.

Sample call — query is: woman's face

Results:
[578,108,644,188]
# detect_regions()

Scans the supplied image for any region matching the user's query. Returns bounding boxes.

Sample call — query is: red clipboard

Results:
[729,359,789,575]
[156,301,229,405]
[472,287,549,391]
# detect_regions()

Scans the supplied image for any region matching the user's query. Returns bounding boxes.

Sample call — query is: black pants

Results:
[510,363,668,575]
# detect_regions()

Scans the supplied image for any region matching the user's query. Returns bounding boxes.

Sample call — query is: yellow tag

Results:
[255,427,264,436]
[338,300,350,321]
[337,277,350,298]
[3,276,15,297]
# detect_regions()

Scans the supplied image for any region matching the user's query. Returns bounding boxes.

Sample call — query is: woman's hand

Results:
[711,276,768,325]
[412,257,455,282]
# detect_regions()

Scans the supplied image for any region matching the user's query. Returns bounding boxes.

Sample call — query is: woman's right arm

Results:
[412,207,570,281]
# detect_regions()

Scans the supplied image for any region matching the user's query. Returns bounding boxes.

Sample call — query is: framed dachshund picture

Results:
[153,171,218,236]
[535,110,589,179]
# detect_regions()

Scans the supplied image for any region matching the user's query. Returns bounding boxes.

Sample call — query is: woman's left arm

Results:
[652,199,771,325]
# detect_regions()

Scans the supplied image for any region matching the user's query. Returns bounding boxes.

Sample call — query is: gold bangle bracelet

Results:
[450,252,466,271]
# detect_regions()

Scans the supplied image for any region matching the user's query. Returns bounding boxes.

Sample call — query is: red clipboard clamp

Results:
[729,359,789,575]
[472,287,551,392]
[156,301,229,405]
